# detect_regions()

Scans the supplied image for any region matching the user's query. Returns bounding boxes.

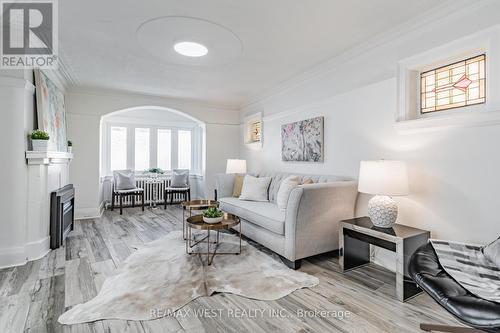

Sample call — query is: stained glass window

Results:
[420,54,485,113]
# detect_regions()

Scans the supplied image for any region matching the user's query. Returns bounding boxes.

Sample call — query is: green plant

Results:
[67,140,73,146]
[147,167,164,174]
[203,207,223,218]
[30,130,49,140]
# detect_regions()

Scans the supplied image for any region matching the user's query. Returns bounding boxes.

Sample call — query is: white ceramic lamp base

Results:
[367,195,398,228]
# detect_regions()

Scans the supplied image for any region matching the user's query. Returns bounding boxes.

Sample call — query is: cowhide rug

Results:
[58,230,318,324]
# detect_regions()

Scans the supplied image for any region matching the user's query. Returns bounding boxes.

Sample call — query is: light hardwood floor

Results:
[0,205,461,333]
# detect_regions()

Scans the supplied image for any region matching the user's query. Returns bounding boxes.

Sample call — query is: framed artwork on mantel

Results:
[281,116,324,162]
[35,70,67,152]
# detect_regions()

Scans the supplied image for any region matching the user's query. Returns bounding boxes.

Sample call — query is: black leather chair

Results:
[409,242,500,333]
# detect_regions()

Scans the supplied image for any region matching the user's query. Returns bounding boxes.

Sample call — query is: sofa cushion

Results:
[219,197,285,235]
[239,175,272,202]
[253,172,352,203]
[276,175,300,210]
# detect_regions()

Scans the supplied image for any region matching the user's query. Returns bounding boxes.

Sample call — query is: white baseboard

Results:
[0,246,27,269]
[75,202,104,220]
[0,237,51,269]
[25,237,50,262]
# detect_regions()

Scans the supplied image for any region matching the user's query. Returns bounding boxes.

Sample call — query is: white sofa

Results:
[215,172,358,269]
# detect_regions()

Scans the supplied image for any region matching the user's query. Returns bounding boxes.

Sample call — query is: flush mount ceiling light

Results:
[173,41,208,57]
[137,17,241,66]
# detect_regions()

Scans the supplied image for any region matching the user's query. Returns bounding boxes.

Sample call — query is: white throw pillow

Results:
[114,170,136,190]
[276,176,300,210]
[239,175,272,202]
[171,169,189,188]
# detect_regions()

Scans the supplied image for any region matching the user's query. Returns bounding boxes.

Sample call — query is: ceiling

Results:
[60,0,451,107]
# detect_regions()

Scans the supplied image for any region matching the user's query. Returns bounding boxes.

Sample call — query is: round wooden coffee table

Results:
[186,213,241,265]
[181,200,219,240]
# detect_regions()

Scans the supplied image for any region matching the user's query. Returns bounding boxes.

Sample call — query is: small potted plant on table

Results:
[30,130,50,151]
[203,207,224,224]
[67,140,73,153]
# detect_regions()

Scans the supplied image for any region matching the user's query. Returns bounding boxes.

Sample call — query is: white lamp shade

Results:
[358,160,409,196]
[226,159,247,174]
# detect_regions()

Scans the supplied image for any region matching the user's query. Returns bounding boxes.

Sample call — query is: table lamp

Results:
[358,160,409,228]
[226,159,246,174]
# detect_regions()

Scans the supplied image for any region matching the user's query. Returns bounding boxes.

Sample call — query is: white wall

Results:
[240,1,500,269]
[0,70,35,267]
[66,88,240,219]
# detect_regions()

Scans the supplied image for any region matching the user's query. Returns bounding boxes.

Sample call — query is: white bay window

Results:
[157,129,172,171]
[110,126,127,171]
[104,122,200,175]
[178,130,192,170]
[134,128,150,171]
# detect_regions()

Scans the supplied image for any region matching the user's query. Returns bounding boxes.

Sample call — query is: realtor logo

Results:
[1,0,58,68]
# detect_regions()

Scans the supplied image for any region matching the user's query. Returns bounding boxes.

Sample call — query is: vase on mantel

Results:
[68,146,73,153]
[32,139,48,151]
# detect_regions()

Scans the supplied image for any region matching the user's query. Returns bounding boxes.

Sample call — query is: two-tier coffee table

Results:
[180,200,219,239]
[186,213,241,265]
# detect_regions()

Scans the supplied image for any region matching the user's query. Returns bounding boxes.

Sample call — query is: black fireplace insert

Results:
[50,184,75,249]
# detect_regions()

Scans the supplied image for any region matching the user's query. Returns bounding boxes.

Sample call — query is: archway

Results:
[99,105,207,201]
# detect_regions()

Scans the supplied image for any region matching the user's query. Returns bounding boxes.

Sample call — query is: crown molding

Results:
[239,0,494,110]
[56,48,79,87]
[66,86,240,111]
[32,47,79,93]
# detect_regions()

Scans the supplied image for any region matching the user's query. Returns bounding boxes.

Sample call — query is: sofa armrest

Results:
[215,173,235,199]
[284,181,358,260]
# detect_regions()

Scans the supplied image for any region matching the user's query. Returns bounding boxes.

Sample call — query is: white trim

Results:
[75,202,104,220]
[396,24,500,131]
[0,237,51,269]
[25,237,50,262]
[395,109,500,134]
[0,246,27,269]
[41,69,68,93]
[26,150,73,165]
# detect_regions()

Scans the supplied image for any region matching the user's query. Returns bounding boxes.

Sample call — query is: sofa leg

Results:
[420,323,483,333]
[280,257,302,270]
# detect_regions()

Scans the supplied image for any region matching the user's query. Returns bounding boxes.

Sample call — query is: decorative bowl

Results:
[203,216,223,224]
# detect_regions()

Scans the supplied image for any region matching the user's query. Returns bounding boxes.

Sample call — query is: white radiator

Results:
[110,176,186,207]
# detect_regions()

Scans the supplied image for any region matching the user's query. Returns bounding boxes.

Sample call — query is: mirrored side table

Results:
[339,217,430,302]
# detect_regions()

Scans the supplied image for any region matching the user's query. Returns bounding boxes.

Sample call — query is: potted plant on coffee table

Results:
[203,207,224,224]
[30,130,50,151]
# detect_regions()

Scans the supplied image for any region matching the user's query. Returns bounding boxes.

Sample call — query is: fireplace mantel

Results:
[24,150,73,265]
[26,151,73,165]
